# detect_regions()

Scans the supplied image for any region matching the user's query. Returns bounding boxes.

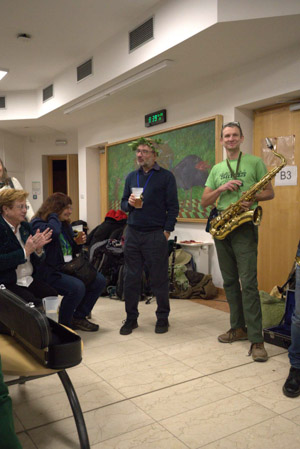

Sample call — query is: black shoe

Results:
[283,367,300,398]
[155,318,169,334]
[120,319,138,335]
[72,318,99,332]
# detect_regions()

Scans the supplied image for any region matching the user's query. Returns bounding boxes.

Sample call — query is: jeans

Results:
[54,272,106,327]
[288,246,300,369]
[214,222,263,343]
[5,278,57,308]
[123,226,170,320]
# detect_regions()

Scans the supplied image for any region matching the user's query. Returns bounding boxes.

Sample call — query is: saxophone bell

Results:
[252,205,263,226]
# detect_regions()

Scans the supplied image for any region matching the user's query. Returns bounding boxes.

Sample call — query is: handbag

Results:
[61,250,97,286]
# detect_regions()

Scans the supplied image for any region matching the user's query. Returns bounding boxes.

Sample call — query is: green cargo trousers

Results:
[0,357,22,449]
[214,222,263,343]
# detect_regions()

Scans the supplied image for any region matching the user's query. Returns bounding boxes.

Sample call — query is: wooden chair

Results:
[0,286,90,449]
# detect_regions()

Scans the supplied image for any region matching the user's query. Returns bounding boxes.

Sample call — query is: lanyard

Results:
[226,152,242,180]
[60,230,72,255]
[137,170,154,192]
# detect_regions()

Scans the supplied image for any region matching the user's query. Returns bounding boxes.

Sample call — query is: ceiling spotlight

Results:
[17,33,32,42]
[0,69,8,80]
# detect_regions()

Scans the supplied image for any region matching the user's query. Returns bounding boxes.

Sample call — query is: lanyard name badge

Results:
[226,151,242,182]
[61,231,72,262]
[137,170,154,200]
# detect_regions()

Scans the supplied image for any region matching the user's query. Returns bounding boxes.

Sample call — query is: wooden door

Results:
[47,154,79,221]
[253,104,300,292]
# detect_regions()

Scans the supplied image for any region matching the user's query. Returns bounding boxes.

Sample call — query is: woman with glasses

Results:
[31,192,106,331]
[0,158,34,221]
[0,189,56,306]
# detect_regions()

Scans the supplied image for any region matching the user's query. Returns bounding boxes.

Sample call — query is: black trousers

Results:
[5,279,57,307]
[123,227,170,320]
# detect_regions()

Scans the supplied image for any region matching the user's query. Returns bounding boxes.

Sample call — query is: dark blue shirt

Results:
[121,163,179,232]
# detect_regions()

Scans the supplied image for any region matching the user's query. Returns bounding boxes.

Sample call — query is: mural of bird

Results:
[173,155,211,210]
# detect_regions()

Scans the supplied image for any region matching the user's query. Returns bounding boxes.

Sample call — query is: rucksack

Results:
[90,239,124,297]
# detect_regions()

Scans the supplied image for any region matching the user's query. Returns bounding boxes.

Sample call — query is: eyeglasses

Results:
[135,149,154,155]
[221,121,243,137]
[222,121,241,129]
[14,204,29,210]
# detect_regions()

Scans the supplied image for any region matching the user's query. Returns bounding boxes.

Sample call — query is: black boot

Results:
[283,367,300,398]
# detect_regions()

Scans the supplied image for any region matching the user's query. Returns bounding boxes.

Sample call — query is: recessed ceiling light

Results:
[17,33,32,42]
[0,69,8,80]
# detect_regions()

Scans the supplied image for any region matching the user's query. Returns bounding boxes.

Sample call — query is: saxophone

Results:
[209,138,286,240]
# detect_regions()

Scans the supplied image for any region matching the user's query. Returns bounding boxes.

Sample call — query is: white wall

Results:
[0,130,25,184]
[74,43,300,287]
[22,132,78,212]
[2,42,300,287]
[2,4,300,288]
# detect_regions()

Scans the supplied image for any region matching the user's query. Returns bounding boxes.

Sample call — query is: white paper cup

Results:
[42,296,60,322]
[131,187,143,198]
[131,187,143,208]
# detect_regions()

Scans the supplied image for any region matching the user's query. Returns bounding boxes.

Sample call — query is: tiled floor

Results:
[6,296,300,449]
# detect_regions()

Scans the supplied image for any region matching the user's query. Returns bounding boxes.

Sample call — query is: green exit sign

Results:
[145,109,167,127]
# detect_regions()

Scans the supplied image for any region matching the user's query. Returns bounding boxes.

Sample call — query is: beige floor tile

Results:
[282,405,300,425]
[270,351,290,364]
[158,335,224,360]
[200,415,300,449]
[9,374,64,405]
[136,326,210,349]
[160,394,275,449]
[107,360,201,397]
[79,326,136,348]
[17,432,37,449]
[92,423,189,449]
[28,401,153,448]
[172,345,253,375]
[242,378,300,414]
[132,377,236,420]
[28,416,85,449]
[14,379,124,428]
[13,412,24,432]
[82,338,154,364]
[9,365,103,405]
[88,348,176,381]
[8,296,293,449]
[210,358,288,393]
[171,309,227,327]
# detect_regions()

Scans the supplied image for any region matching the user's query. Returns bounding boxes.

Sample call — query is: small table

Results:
[178,241,214,274]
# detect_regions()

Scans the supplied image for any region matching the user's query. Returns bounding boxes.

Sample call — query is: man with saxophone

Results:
[201,121,274,362]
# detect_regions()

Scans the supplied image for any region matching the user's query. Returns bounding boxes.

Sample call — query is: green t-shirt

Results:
[59,233,72,257]
[205,153,267,211]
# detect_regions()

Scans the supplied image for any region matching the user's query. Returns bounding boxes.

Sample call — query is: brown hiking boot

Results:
[218,328,248,343]
[249,342,268,362]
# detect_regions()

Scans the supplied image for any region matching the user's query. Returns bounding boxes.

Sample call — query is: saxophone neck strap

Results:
[226,151,242,180]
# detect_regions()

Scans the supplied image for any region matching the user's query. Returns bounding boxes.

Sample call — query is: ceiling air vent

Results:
[0,96,5,109]
[43,84,53,102]
[129,17,154,52]
[77,58,92,82]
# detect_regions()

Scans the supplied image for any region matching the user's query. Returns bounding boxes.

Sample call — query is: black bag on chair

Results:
[61,250,97,286]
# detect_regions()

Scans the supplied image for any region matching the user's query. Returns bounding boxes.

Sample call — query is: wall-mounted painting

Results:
[103,115,223,222]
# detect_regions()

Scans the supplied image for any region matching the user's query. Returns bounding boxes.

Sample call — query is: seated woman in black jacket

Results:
[31,192,105,331]
[0,189,56,307]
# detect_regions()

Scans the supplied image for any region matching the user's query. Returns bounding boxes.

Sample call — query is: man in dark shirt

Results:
[120,137,179,335]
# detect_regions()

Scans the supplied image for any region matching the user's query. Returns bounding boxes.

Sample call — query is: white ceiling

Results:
[1,0,300,136]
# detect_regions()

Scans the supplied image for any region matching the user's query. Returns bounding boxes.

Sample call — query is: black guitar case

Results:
[0,285,82,370]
